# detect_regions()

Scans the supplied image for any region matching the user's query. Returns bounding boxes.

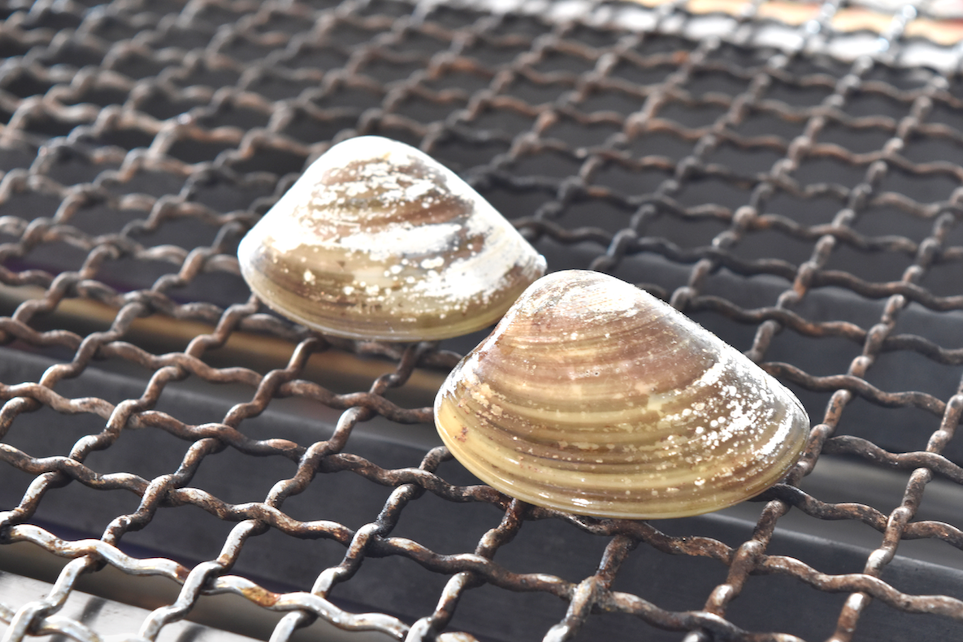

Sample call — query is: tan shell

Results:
[237,136,546,341]
[434,270,810,519]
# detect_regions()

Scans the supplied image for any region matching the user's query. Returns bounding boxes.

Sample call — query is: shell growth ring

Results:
[434,270,810,519]
[238,136,546,341]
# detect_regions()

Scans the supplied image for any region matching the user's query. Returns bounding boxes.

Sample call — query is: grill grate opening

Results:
[4,0,963,641]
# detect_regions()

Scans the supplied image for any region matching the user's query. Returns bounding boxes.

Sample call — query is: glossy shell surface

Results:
[434,270,810,519]
[237,136,546,341]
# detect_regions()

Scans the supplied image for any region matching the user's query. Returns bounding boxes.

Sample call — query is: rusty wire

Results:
[3,0,963,641]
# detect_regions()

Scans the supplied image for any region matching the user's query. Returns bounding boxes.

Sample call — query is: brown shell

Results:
[237,136,546,341]
[434,270,810,519]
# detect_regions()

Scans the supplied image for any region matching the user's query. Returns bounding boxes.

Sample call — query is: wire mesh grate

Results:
[3,0,963,641]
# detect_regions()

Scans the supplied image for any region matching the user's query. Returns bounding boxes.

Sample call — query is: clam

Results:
[434,270,810,519]
[237,136,546,341]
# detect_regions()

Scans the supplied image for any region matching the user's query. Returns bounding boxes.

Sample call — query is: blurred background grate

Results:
[3,0,963,641]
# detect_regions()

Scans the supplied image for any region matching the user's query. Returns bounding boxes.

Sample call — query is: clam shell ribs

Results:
[435,270,810,519]
[238,136,546,341]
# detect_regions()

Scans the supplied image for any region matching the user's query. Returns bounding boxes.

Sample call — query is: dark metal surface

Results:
[2,0,963,641]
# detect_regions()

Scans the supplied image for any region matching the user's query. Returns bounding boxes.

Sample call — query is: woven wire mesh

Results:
[3,0,963,640]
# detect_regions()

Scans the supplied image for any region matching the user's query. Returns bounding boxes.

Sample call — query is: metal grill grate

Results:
[3,1,963,641]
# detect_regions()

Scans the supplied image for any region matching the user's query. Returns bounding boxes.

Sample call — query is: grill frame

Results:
[3,1,963,641]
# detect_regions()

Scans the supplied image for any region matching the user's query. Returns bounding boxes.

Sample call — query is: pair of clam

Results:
[238,137,810,520]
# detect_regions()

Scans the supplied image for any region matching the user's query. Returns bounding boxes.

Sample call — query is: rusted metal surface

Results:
[2,0,963,641]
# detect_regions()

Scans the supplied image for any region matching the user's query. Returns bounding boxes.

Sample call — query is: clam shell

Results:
[237,136,546,341]
[434,270,810,519]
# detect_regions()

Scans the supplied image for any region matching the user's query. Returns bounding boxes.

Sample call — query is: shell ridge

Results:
[237,136,546,341]
[434,270,811,519]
